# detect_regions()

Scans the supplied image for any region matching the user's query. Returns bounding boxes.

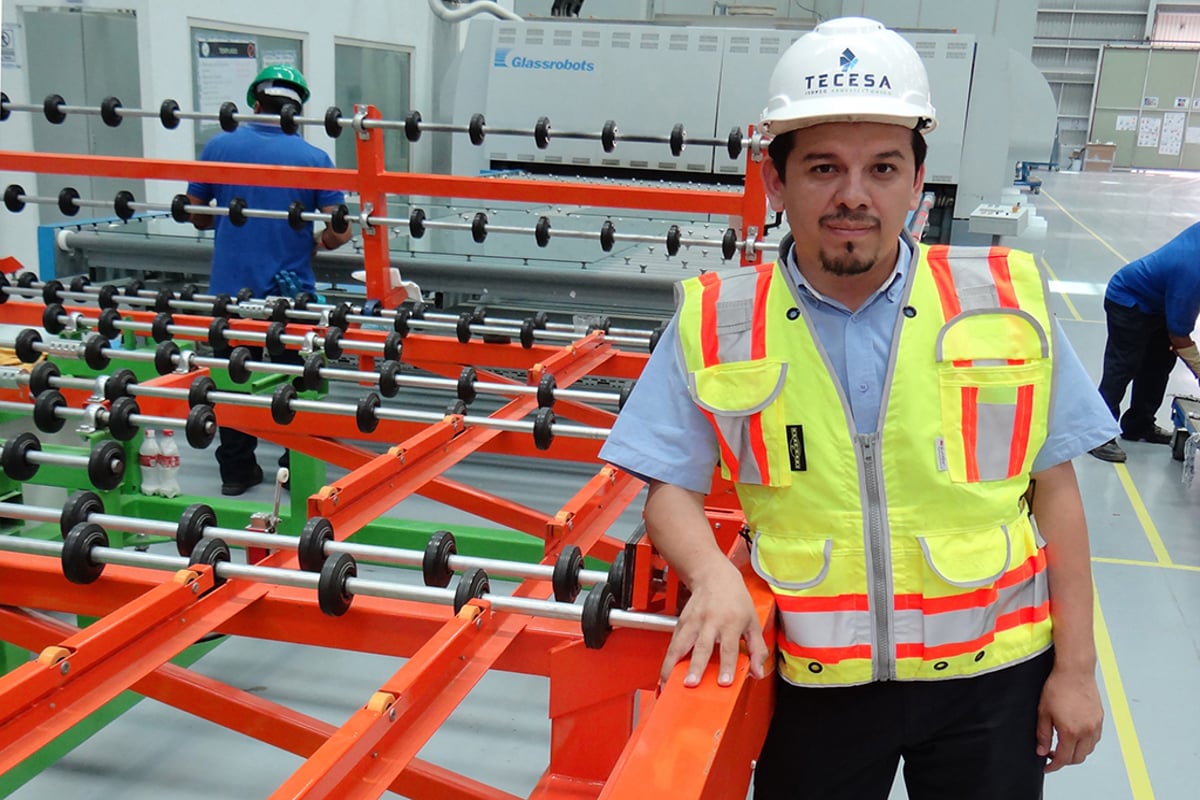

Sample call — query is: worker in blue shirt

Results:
[601,17,1115,800]
[186,65,351,495]
[1089,222,1200,462]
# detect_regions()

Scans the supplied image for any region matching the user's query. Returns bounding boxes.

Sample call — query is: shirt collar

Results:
[784,234,914,310]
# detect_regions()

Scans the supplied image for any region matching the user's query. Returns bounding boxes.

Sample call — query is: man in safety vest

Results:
[600,17,1116,800]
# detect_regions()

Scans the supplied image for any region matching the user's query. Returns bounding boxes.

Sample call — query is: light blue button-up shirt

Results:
[600,238,1118,495]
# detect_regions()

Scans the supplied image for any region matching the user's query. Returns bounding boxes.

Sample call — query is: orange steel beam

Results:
[0,151,749,217]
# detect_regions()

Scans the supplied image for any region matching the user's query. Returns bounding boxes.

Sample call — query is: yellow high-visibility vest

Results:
[677,242,1055,686]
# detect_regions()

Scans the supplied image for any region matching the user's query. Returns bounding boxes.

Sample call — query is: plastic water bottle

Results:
[138,429,162,496]
[158,429,181,498]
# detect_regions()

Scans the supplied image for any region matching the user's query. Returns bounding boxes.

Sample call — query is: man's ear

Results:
[909,163,926,211]
[762,157,786,213]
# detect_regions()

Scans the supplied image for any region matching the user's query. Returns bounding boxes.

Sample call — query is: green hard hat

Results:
[247,64,310,107]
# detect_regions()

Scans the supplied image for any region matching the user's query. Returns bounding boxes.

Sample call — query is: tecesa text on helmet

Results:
[804,71,892,91]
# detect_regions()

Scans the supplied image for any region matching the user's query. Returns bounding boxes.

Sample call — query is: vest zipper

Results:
[859,433,894,681]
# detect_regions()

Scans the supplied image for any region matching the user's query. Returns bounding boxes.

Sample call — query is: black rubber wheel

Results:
[617,380,635,411]
[581,581,615,649]
[1173,428,1188,462]
[393,308,411,337]
[607,550,630,609]
[104,368,137,402]
[457,366,477,404]
[218,101,239,132]
[68,275,90,293]
[57,187,80,216]
[533,407,555,451]
[16,272,36,289]
[265,321,286,357]
[211,292,232,318]
[188,375,215,408]
[95,307,121,340]
[318,552,357,617]
[97,284,120,311]
[207,317,229,352]
[404,109,422,142]
[3,183,25,213]
[14,328,41,364]
[445,399,468,416]
[189,537,231,585]
[519,318,535,349]
[600,220,615,252]
[153,340,179,375]
[552,545,583,603]
[40,302,64,335]
[226,346,253,384]
[329,302,351,331]
[471,211,488,243]
[669,123,686,157]
[453,567,490,614]
[271,383,297,425]
[269,297,291,322]
[330,204,350,234]
[185,404,217,449]
[287,200,306,230]
[468,113,486,146]
[649,323,666,354]
[279,103,299,135]
[1,431,40,481]
[355,392,381,434]
[537,373,556,409]
[382,331,402,362]
[323,327,344,360]
[61,522,109,585]
[28,360,61,397]
[42,279,64,305]
[300,353,324,391]
[722,228,738,261]
[159,98,181,129]
[601,119,617,153]
[106,396,140,441]
[101,97,124,127]
[60,490,103,538]
[324,106,343,138]
[409,208,426,239]
[176,502,216,557]
[377,359,401,398]
[87,439,125,491]
[151,312,174,343]
[422,530,457,588]
[170,194,190,223]
[32,389,67,434]
[153,287,174,314]
[293,291,314,312]
[298,516,334,572]
[83,334,110,370]
[456,313,472,344]
[726,125,744,160]
[535,216,551,247]
[179,283,198,302]
[534,116,551,149]
[666,224,681,256]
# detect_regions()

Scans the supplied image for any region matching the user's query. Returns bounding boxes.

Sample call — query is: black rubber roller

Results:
[727,125,744,160]
[581,581,616,649]
[519,318,536,349]
[377,359,401,398]
[185,404,217,449]
[160,99,181,129]
[28,360,61,397]
[422,529,457,588]
[601,119,617,153]
[324,106,343,138]
[175,502,216,557]
[649,322,667,354]
[600,220,615,252]
[534,116,551,150]
[179,284,198,303]
[97,304,123,337]
[532,407,555,451]
[32,389,67,434]
[666,224,682,257]
[97,285,121,311]
[329,303,351,331]
[271,383,297,425]
[42,279,64,305]
[83,334,110,370]
[114,189,136,221]
[68,275,90,293]
[170,193,190,223]
[207,317,229,352]
[279,104,299,135]
[100,96,123,128]
[3,184,25,213]
[535,216,551,247]
[104,368,137,402]
[537,374,556,409]
[471,212,488,243]
[153,340,180,375]
[552,544,583,603]
[41,302,65,335]
[43,94,67,124]
[322,327,344,360]
[14,328,41,364]
[188,375,216,409]
[669,123,686,157]
[453,567,490,614]
[318,552,357,617]
[61,522,109,585]
[298,516,334,572]
[330,204,350,234]
[226,347,253,384]
[106,396,140,441]
[264,321,286,357]
[189,537,231,586]
[0,91,9,123]
[468,113,486,146]
[300,353,325,391]
[456,312,473,344]
[151,312,174,343]
[722,228,738,261]
[0,271,8,304]
[227,197,248,227]
[445,399,468,417]
[58,187,80,217]
[287,200,306,230]
[211,292,232,318]
[269,297,291,323]
[618,380,635,411]
[218,101,239,132]
[404,110,422,142]
[355,392,381,434]
[457,366,477,404]
[382,331,402,362]
[608,549,632,610]
[87,439,126,491]
[409,208,426,239]
[60,490,104,538]
[1,432,41,481]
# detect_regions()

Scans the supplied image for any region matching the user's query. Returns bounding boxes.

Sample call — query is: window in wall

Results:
[190,25,304,158]
[334,41,412,172]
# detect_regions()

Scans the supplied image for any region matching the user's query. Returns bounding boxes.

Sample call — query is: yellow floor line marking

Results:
[1093,556,1200,573]
[1093,591,1156,799]
[1038,254,1083,321]
[1114,463,1173,565]
[1041,190,1128,264]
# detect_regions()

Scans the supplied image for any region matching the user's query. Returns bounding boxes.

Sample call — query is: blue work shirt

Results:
[1106,221,1200,337]
[187,124,344,298]
[601,238,1118,495]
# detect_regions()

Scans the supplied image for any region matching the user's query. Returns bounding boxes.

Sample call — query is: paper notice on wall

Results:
[2,22,21,69]
[1186,126,1200,145]
[1137,116,1162,148]
[197,39,259,113]
[1115,114,1138,132]
[1159,112,1185,156]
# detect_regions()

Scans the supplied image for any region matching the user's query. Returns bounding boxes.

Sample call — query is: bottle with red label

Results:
[138,429,162,496]
[158,429,181,498]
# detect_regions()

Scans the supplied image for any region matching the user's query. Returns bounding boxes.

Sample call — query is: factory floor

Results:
[3,165,1199,799]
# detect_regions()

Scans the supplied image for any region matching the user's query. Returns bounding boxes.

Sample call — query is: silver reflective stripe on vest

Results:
[892,567,1049,649]
[713,294,755,363]
[975,401,1017,481]
[944,246,999,310]
[778,606,873,650]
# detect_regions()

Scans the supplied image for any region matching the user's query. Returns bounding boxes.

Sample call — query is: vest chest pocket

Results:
[688,358,790,487]
[935,310,1051,484]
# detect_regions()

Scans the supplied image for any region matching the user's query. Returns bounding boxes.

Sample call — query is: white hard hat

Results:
[761,17,937,136]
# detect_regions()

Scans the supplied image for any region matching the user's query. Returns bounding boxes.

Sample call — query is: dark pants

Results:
[216,345,300,485]
[1097,297,1177,436]
[753,650,1053,800]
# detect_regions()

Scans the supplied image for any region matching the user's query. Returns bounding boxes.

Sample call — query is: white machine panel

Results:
[484,23,725,174]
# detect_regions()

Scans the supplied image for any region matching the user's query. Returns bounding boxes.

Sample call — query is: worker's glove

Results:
[1175,343,1200,381]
